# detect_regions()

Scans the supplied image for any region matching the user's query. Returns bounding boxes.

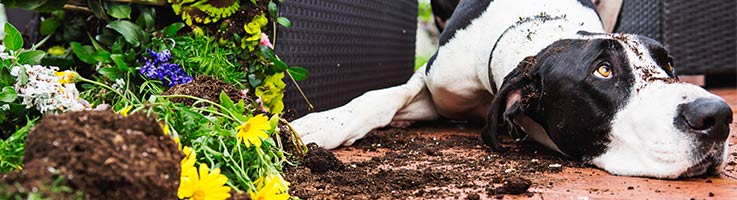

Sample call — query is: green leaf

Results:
[96,33,119,47]
[269,114,280,130]
[107,2,131,19]
[259,46,287,72]
[3,23,23,51]
[287,66,309,81]
[110,54,129,72]
[8,0,47,10]
[0,68,13,86]
[17,50,46,65]
[106,20,145,47]
[18,65,28,85]
[40,18,61,36]
[268,1,278,18]
[69,42,97,64]
[235,99,245,114]
[98,67,123,80]
[162,23,185,38]
[0,86,17,103]
[88,0,108,20]
[248,74,261,88]
[136,7,156,29]
[273,60,288,72]
[219,91,235,111]
[88,34,108,52]
[30,0,68,12]
[276,17,292,28]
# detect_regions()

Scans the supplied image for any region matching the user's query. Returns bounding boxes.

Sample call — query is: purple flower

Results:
[140,49,193,87]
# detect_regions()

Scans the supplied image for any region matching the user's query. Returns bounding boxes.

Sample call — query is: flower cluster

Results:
[9,65,89,114]
[140,49,193,87]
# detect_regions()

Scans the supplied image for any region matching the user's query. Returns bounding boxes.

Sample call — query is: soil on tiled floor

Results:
[286,89,737,199]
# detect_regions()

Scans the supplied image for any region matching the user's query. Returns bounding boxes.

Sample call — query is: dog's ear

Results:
[481,56,542,151]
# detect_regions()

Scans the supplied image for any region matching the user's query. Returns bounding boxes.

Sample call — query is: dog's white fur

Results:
[295,0,600,148]
[292,0,729,178]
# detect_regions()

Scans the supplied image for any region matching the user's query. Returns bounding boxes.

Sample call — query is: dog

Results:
[291,0,733,178]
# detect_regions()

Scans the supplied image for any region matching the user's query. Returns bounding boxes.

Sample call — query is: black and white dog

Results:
[292,0,733,178]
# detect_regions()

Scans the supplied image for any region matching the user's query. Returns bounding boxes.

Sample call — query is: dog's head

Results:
[482,32,733,178]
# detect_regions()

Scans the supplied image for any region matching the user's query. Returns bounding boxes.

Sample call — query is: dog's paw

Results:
[389,120,414,128]
[290,113,351,149]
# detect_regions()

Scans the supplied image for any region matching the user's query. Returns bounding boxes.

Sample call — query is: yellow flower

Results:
[118,105,133,117]
[250,174,290,200]
[236,114,271,148]
[178,163,231,200]
[180,146,197,178]
[54,71,78,84]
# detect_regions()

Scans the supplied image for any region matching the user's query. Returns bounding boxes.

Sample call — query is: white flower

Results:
[0,104,9,111]
[0,44,13,60]
[9,66,20,76]
[111,78,126,93]
[11,64,90,114]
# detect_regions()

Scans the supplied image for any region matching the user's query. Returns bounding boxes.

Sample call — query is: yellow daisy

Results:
[178,163,231,200]
[236,114,271,148]
[250,174,290,200]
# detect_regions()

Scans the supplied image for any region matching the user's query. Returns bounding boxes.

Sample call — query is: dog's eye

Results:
[594,64,612,78]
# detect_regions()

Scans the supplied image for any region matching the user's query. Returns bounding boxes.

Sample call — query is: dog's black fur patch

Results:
[637,36,677,78]
[484,39,636,160]
[427,0,493,74]
[438,0,494,47]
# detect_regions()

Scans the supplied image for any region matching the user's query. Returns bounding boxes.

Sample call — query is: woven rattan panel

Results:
[615,0,737,75]
[663,0,737,75]
[276,1,417,117]
[615,0,663,41]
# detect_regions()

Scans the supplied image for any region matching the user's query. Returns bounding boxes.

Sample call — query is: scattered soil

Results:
[285,122,584,199]
[163,76,250,106]
[2,110,182,199]
[303,143,344,174]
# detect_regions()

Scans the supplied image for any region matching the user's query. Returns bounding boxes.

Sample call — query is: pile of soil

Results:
[163,76,249,106]
[285,122,583,199]
[1,110,182,199]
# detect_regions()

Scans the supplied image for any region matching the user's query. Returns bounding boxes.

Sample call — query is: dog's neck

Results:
[486,13,605,92]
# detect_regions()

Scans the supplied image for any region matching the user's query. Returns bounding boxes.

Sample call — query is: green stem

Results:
[157,94,244,124]
[77,77,138,104]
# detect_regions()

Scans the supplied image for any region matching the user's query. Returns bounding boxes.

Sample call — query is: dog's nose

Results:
[678,98,733,141]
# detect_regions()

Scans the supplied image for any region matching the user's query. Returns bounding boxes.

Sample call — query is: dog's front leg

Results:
[291,67,438,149]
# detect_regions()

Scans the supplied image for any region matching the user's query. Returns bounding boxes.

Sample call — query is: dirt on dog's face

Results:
[482,33,733,179]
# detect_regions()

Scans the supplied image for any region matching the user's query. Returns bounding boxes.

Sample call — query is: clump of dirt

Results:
[163,76,249,106]
[487,176,532,195]
[285,122,582,199]
[8,110,182,199]
[303,143,344,174]
[1,159,83,199]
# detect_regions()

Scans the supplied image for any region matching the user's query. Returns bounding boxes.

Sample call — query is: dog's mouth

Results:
[679,155,721,178]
